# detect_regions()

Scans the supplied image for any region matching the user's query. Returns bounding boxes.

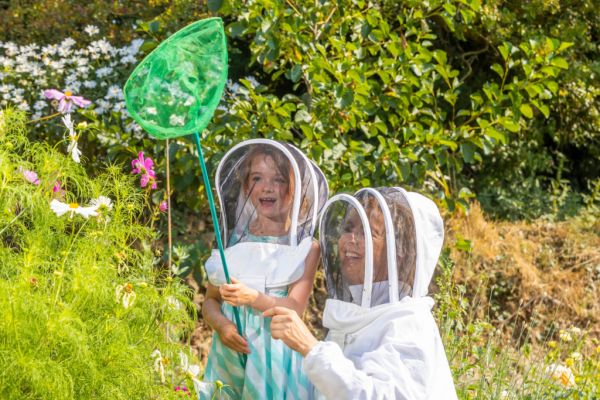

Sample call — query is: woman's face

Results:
[245,154,292,220]
[338,207,387,285]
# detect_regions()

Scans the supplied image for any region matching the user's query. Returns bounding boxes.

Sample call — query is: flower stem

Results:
[53,219,89,306]
[27,112,62,124]
[0,208,25,236]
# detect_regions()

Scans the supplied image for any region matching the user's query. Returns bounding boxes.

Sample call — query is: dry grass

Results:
[446,203,600,343]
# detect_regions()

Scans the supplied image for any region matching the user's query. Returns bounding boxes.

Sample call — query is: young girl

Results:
[197,139,328,399]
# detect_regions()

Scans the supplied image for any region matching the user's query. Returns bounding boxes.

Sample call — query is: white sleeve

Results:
[302,340,428,400]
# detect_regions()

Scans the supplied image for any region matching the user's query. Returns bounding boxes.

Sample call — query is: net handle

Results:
[192,132,246,365]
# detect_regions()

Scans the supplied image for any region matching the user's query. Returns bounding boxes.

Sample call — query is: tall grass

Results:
[435,252,599,399]
[0,109,198,399]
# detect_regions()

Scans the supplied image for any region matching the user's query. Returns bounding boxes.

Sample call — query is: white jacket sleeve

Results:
[303,340,428,400]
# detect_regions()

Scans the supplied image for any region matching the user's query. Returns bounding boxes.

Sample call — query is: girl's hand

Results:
[219,277,259,307]
[217,322,251,354]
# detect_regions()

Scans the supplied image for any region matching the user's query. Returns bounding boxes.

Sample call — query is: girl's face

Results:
[338,207,387,285]
[246,155,292,220]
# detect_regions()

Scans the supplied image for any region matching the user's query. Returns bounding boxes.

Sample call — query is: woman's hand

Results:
[219,277,259,307]
[217,321,251,354]
[264,306,318,357]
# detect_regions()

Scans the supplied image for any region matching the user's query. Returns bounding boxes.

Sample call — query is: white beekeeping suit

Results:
[304,187,457,400]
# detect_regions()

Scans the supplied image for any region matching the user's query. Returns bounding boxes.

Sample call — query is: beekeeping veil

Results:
[320,187,426,308]
[205,139,328,291]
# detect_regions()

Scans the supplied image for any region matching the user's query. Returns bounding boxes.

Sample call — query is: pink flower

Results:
[159,201,168,213]
[19,167,40,185]
[52,180,66,199]
[43,89,91,114]
[174,386,190,397]
[131,151,157,189]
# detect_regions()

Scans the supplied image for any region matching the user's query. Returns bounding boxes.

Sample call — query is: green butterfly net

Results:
[124,17,228,139]
[124,18,246,353]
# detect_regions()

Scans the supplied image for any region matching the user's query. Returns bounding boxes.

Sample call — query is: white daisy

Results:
[84,25,100,36]
[545,363,575,387]
[179,351,200,378]
[115,282,136,309]
[67,139,82,163]
[151,350,166,384]
[50,199,98,218]
[90,195,113,211]
[61,113,75,136]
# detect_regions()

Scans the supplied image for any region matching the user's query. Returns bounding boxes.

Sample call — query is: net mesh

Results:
[124,18,228,139]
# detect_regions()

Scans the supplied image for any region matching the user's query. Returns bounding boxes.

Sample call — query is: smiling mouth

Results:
[259,197,276,206]
[344,251,361,258]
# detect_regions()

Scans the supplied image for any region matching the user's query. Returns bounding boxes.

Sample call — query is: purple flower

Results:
[43,89,91,114]
[159,201,168,213]
[131,151,157,189]
[19,167,40,185]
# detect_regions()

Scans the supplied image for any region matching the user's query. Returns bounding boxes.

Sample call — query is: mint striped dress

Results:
[200,233,312,400]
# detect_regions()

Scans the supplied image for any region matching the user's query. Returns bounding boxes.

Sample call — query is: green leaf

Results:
[498,44,509,61]
[149,21,160,33]
[460,142,476,163]
[139,40,158,53]
[520,104,533,119]
[455,237,473,252]
[208,0,224,12]
[484,127,507,144]
[229,21,247,37]
[501,118,520,133]
[439,139,458,151]
[550,57,568,69]
[491,63,504,78]
[289,65,302,83]
[294,109,312,123]
[557,42,574,52]
[545,81,559,94]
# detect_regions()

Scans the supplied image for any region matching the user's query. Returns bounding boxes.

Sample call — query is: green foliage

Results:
[4,0,595,222]
[198,0,569,212]
[0,109,198,399]
[469,0,599,219]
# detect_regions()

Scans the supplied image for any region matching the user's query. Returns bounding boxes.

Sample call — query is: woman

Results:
[265,187,457,399]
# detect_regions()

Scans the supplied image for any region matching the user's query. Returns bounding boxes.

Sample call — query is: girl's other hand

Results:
[219,277,259,306]
[217,322,251,354]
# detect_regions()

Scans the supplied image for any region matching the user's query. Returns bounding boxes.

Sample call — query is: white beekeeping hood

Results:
[319,187,443,308]
[205,139,329,291]
[215,138,329,247]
